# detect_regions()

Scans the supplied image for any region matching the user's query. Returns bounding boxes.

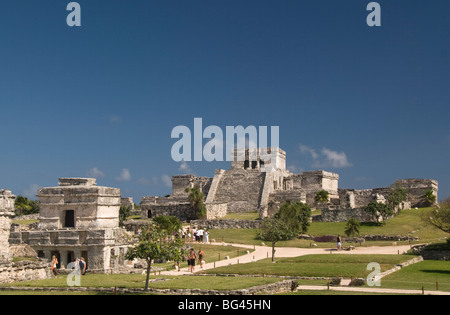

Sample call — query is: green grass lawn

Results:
[3,255,448,294]
[209,208,449,248]
[184,242,252,262]
[309,208,447,243]
[221,212,260,220]
[148,242,254,271]
[380,260,450,292]
[202,254,415,278]
[0,273,280,292]
[5,207,448,295]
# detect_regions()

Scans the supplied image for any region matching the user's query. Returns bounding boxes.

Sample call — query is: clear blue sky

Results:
[0,0,449,202]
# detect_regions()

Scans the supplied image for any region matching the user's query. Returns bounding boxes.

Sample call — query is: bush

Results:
[313,235,336,243]
[363,201,394,224]
[275,201,311,234]
[14,196,39,216]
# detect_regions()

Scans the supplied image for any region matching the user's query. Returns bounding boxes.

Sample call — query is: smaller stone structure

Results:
[141,174,219,221]
[10,178,133,273]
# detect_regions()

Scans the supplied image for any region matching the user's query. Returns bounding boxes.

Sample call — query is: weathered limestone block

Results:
[0,190,15,263]
[38,178,121,230]
[205,202,227,219]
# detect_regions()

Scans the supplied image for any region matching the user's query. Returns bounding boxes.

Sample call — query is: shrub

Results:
[275,201,312,234]
[313,235,336,243]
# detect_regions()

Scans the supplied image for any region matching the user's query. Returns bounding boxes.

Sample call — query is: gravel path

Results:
[161,243,413,275]
[161,242,450,295]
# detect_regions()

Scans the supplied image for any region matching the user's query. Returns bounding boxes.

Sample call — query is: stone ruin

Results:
[0,190,15,264]
[141,147,438,223]
[141,174,213,221]
[0,190,51,283]
[9,178,133,273]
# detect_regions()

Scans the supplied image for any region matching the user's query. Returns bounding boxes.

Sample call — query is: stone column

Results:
[0,213,13,263]
[0,190,15,264]
[43,250,52,262]
[60,250,68,269]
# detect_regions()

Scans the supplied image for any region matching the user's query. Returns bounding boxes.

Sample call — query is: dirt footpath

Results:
[161,243,413,275]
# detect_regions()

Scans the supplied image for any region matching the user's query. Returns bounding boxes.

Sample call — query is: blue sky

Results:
[0,0,449,202]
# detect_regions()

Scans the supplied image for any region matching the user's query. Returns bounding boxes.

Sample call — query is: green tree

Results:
[275,201,312,234]
[153,215,182,235]
[344,218,361,240]
[363,201,394,225]
[421,190,437,207]
[315,190,329,206]
[14,196,39,216]
[119,205,131,225]
[185,187,207,219]
[387,185,408,212]
[125,223,184,291]
[421,199,450,233]
[258,218,295,262]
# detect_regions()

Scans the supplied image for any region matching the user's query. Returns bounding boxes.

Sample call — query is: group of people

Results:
[175,247,205,273]
[51,256,87,278]
[180,226,210,244]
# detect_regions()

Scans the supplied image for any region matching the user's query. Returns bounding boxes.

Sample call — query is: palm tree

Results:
[185,187,207,219]
[344,218,360,244]
[315,190,329,209]
[421,190,437,207]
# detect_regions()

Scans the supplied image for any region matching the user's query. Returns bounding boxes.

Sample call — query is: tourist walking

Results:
[197,228,204,243]
[204,229,209,244]
[79,257,86,275]
[198,249,205,269]
[51,255,58,278]
[337,235,342,251]
[188,248,197,273]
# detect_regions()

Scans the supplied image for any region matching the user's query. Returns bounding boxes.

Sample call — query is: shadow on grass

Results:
[360,222,384,228]
[420,269,450,276]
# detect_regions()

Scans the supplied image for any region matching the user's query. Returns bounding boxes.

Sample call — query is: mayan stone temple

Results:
[9,178,132,273]
[141,147,438,223]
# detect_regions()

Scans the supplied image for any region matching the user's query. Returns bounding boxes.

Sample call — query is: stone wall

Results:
[419,251,450,261]
[395,179,439,207]
[0,260,51,284]
[411,245,450,261]
[211,169,265,213]
[190,219,262,230]
[205,202,227,220]
[0,278,298,295]
[142,203,197,221]
[267,191,306,217]
[313,208,375,223]
[171,175,212,197]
